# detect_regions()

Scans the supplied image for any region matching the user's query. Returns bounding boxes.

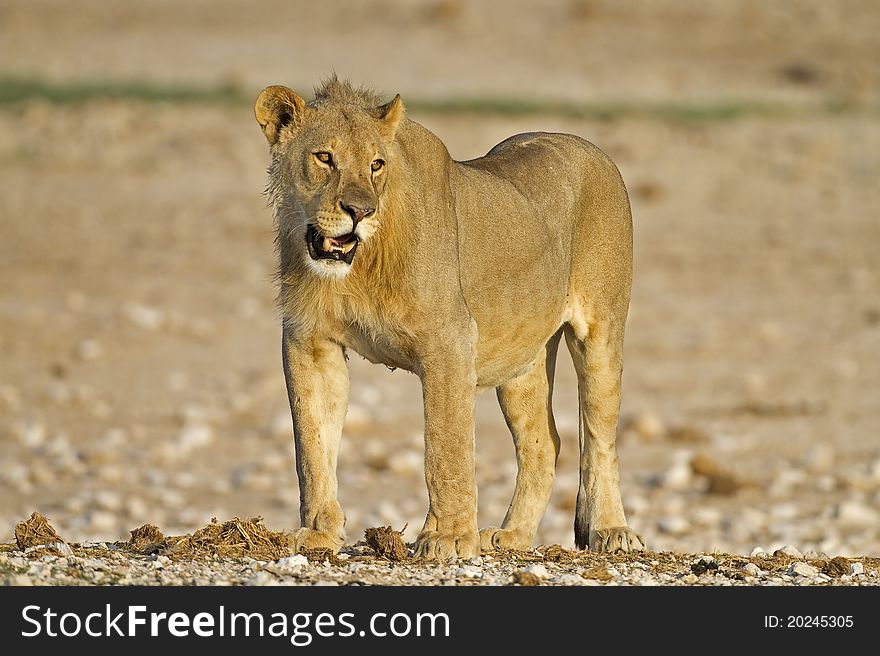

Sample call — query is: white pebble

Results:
[524,564,550,579]
[834,501,879,528]
[553,573,586,586]
[454,565,483,579]
[270,411,291,438]
[86,510,117,534]
[123,303,164,330]
[344,403,372,431]
[388,450,423,476]
[93,490,122,512]
[246,571,279,586]
[176,422,214,452]
[14,421,46,449]
[657,516,690,535]
[274,554,308,573]
[787,561,818,578]
[775,545,803,559]
[631,411,665,440]
[741,562,761,577]
[850,562,864,577]
[75,339,102,361]
[693,507,722,526]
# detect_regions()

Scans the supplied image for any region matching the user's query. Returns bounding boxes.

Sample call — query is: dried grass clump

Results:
[364,526,409,561]
[163,516,290,560]
[127,524,165,554]
[14,512,66,550]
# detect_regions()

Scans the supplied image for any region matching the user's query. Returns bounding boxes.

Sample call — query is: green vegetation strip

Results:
[0,76,873,122]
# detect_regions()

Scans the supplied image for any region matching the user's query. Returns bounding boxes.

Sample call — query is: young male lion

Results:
[255,77,643,560]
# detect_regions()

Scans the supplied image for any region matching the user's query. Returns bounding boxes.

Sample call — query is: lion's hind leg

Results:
[480,331,562,552]
[564,319,644,553]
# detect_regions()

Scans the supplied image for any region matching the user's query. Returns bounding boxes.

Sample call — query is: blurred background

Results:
[0,0,878,557]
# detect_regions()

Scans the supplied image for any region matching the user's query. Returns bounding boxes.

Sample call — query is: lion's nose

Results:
[340,203,375,225]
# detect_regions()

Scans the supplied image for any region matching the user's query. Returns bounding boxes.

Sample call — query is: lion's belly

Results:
[340,325,415,373]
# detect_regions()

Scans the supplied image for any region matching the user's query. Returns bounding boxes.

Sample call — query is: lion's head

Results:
[256,78,405,279]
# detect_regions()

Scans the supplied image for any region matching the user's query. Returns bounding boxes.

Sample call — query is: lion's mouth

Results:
[306,225,359,265]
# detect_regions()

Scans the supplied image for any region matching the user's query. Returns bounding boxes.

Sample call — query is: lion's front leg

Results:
[414,355,480,561]
[283,330,348,553]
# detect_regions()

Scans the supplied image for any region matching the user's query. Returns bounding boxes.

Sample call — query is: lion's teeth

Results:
[342,241,355,253]
[322,237,333,252]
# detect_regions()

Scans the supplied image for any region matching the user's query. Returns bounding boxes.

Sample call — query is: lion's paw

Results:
[479,527,533,551]
[414,529,480,562]
[589,526,645,553]
[291,527,344,553]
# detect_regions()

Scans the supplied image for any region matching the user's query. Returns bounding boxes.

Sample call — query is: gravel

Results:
[2,542,877,586]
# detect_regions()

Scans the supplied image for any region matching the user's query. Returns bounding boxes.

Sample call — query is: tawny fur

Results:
[256,76,644,560]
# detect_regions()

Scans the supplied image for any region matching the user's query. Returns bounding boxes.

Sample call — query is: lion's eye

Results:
[371,159,385,172]
[314,152,333,166]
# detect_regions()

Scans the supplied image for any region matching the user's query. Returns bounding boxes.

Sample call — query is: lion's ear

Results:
[376,94,405,142]
[255,85,306,145]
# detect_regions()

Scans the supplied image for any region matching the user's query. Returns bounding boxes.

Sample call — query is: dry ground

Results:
[0,1,878,584]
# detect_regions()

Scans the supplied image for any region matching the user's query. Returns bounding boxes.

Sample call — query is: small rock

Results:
[387,450,422,476]
[787,561,819,578]
[275,554,308,573]
[630,411,665,440]
[454,565,483,579]
[75,339,102,361]
[834,501,879,528]
[741,562,761,577]
[553,573,586,586]
[467,556,483,566]
[14,421,46,449]
[93,490,122,512]
[803,550,823,560]
[123,303,164,330]
[657,516,689,535]
[246,571,278,586]
[850,562,864,577]
[54,542,73,557]
[775,545,803,559]
[750,547,767,559]
[176,423,214,452]
[524,564,550,579]
[511,570,540,586]
[659,451,693,490]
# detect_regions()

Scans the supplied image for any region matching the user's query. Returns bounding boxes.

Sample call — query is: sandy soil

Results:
[0,1,878,584]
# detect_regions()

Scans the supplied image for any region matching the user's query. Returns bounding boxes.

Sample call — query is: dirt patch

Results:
[364,526,409,561]
[299,548,341,565]
[581,566,613,581]
[538,544,576,563]
[510,570,541,586]
[126,523,165,554]
[14,512,66,550]
[160,517,290,560]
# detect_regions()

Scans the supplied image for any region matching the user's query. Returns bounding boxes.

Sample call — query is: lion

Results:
[255,77,644,560]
